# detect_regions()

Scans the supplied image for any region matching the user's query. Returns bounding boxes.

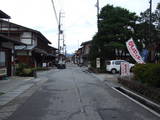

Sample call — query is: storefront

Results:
[0,35,25,78]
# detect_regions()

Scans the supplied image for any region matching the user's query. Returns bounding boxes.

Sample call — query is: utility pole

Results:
[51,0,66,66]
[149,0,152,42]
[96,0,100,31]
[58,11,66,64]
[62,34,65,54]
[58,12,64,57]
[58,12,62,56]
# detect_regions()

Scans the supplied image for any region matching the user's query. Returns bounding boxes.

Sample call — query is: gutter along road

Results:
[5,64,160,120]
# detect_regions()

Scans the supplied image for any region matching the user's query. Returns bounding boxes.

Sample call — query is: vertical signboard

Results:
[43,63,47,67]
[120,62,130,76]
[96,58,100,68]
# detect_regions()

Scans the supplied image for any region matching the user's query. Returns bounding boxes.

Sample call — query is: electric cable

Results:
[51,0,59,25]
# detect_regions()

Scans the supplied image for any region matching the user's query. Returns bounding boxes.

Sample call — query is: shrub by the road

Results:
[118,77,160,104]
[16,63,49,77]
[133,63,160,87]
[16,63,34,77]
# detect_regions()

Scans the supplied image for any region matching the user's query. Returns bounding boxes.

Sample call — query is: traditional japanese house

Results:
[47,46,57,67]
[80,40,92,66]
[0,19,53,68]
[76,47,83,65]
[0,10,25,77]
[0,33,25,77]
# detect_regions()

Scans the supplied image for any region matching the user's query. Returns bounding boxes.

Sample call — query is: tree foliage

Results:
[89,5,138,68]
[98,5,137,43]
[89,3,160,69]
[135,2,160,62]
[155,3,160,29]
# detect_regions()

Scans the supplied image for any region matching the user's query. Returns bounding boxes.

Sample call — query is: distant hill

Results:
[66,53,74,57]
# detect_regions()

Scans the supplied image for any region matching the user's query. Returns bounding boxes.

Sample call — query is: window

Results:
[21,32,33,45]
[21,39,32,45]
[115,61,121,65]
[21,32,32,37]
[0,51,5,67]
[115,60,124,65]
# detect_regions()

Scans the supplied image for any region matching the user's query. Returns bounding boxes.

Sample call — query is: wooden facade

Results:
[47,46,57,67]
[0,19,57,68]
[80,40,92,66]
[0,10,24,77]
[0,34,24,77]
[0,46,11,76]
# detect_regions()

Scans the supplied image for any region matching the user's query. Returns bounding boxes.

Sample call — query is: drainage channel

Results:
[113,87,160,117]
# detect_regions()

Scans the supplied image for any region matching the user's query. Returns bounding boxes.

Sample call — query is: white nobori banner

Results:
[126,38,144,64]
[120,62,130,76]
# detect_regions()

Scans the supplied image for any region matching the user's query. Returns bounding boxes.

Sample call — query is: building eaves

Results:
[0,19,51,44]
[48,45,58,50]
[0,34,25,45]
[33,48,48,55]
[81,40,92,46]
[0,10,11,19]
[78,47,82,51]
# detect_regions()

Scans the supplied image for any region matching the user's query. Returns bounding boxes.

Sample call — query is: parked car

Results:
[57,60,66,69]
[106,60,134,74]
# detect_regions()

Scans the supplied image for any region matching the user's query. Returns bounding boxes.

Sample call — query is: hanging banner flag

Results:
[126,38,144,64]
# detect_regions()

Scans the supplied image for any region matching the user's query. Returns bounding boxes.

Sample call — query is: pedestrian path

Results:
[0,71,50,120]
[0,76,33,93]
[0,75,48,107]
[0,77,34,106]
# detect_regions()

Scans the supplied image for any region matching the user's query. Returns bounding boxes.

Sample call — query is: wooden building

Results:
[75,47,83,65]
[0,10,25,77]
[0,34,25,77]
[80,40,92,66]
[47,46,57,67]
[0,19,56,68]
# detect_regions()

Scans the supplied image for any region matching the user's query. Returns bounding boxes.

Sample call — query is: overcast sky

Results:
[0,0,159,53]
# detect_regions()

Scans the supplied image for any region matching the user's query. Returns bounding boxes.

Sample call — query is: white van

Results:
[106,60,134,74]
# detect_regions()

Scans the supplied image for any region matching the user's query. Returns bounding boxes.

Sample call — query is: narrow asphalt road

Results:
[6,64,160,120]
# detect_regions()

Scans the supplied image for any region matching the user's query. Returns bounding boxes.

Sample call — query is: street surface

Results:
[6,63,160,120]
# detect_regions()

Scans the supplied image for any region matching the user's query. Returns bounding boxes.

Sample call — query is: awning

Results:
[0,34,26,45]
[33,48,48,55]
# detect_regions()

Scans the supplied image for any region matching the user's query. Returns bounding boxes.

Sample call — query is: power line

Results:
[51,0,59,25]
